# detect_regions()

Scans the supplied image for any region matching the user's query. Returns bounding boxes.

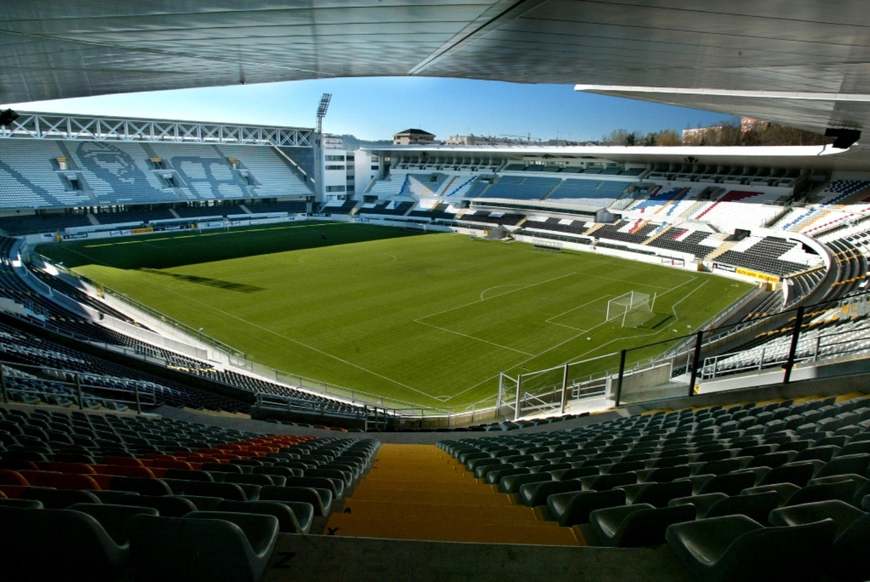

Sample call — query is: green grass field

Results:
[38,222,751,411]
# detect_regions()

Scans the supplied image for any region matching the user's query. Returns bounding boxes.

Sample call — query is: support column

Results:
[783,306,805,384]
[559,363,570,414]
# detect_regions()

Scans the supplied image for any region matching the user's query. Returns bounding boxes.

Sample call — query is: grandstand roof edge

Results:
[363,143,870,170]
[361,144,845,157]
[10,111,314,133]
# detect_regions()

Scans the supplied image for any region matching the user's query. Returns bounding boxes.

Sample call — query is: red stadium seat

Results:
[91,465,156,479]
[102,457,144,467]
[0,485,28,499]
[0,469,29,486]
[19,470,101,490]
[38,462,96,475]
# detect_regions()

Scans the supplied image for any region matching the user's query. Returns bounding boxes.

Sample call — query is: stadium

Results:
[0,2,868,581]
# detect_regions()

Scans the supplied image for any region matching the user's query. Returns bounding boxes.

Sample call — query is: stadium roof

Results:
[4,1,870,136]
[394,129,436,137]
[364,144,870,170]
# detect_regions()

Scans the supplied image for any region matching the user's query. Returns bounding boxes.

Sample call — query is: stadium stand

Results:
[408,203,456,220]
[218,145,312,198]
[0,403,377,580]
[524,216,588,236]
[784,180,870,231]
[714,237,811,276]
[244,199,307,214]
[647,228,715,258]
[358,201,414,216]
[479,175,561,200]
[460,210,524,226]
[319,199,358,214]
[172,202,247,218]
[440,393,870,579]
[0,211,94,236]
[596,221,658,244]
[0,140,310,210]
[0,237,373,423]
[547,179,632,205]
[402,173,451,198]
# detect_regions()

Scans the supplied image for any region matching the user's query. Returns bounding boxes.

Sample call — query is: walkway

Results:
[325,443,583,545]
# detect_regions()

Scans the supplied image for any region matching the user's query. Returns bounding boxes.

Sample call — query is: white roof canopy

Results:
[3,1,870,135]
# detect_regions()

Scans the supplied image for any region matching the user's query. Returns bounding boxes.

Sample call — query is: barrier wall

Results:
[512,232,698,272]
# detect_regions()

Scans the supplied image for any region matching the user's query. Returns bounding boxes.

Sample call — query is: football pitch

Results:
[38,221,751,411]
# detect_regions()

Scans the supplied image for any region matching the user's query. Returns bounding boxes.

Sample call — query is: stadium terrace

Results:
[0,1,869,580]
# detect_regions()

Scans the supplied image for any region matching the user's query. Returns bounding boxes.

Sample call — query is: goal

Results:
[606,291,656,328]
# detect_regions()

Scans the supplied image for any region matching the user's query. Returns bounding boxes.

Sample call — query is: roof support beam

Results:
[409,0,546,76]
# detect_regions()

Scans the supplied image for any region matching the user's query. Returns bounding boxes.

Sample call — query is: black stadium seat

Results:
[769,500,864,536]
[704,491,780,524]
[70,503,160,545]
[546,489,626,526]
[0,498,43,509]
[518,479,581,507]
[125,495,198,517]
[260,485,332,517]
[21,487,100,509]
[668,492,727,517]
[0,507,128,582]
[588,503,694,547]
[666,515,837,582]
[129,512,279,582]
[624,480,693,507]
[830,514,870,582]
[218,500,312,533]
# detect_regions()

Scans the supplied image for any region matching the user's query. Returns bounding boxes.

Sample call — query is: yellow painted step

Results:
[348,490,513,506]
[361,475,480,484]
[341,499,539,521]
[328,512,558,530]
[325,514,583,546]
[352,481,493,494]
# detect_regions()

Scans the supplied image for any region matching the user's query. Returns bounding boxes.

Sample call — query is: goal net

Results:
[606,291,656,328]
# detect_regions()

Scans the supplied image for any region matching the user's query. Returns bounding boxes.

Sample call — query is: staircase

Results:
[677,198,708,221]
[541,179,565,200]
[271,145,314,187]
[326,444,582,545]
[643,224,672,245]
[704,240,735,262]
[584,223,604,236]
[438,176,458,196]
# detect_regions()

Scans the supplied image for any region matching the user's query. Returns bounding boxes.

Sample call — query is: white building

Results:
[320,135,381,202]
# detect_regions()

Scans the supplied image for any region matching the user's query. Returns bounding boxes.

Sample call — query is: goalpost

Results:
[606,291,657,328]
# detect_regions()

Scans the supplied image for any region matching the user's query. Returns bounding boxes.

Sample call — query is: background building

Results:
[393,129,436,145]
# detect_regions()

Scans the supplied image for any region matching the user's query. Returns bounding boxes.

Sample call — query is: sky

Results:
[3,77,736,142]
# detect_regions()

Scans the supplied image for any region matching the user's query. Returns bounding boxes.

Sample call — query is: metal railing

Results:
[14,230,870,426]
[0,360,156,413]
[502,289,870,418]
[32,254,456,415]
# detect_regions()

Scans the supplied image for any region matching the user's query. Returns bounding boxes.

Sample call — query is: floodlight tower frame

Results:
[313,93,332,203]
[316,93,332,134]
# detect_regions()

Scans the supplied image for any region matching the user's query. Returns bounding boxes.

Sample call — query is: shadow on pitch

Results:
[39,223,434,271]
[140,268,265,293]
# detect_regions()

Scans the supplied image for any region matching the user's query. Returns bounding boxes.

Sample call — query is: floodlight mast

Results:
[316,93,332,133]
[313,93,332,202]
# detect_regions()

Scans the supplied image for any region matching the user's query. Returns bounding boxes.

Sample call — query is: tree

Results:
[655,129,680,146]
[602,129,629,145]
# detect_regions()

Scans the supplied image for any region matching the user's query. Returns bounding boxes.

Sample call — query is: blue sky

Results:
[3,77,735,142]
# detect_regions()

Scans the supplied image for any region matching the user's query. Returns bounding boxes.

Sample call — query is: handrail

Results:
[0,359,154,413]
